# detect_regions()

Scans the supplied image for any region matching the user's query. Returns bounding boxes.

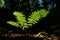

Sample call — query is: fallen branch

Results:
[1,33,55,40]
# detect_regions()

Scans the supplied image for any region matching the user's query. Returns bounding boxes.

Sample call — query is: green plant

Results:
[0,0,5,8]
[36,31,48,37]
[7,9,49,30]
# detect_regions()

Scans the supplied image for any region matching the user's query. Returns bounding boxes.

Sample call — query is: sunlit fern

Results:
[7,9,49,30]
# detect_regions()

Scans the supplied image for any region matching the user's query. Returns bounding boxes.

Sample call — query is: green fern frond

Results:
[7,21,20,27]
[7,11,28,30]
[13,11,27,26]
[27,9,49,26]
[39,9,49,17]
[7,9,49,30]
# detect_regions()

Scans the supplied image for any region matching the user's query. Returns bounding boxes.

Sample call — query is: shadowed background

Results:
[0,0,60,40]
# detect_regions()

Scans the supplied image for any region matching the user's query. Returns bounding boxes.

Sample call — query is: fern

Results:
[39,9,49,17]
[7,9,49,30]
[7,21,20,27]
[7,12,28,30]
[27,9,49,26]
